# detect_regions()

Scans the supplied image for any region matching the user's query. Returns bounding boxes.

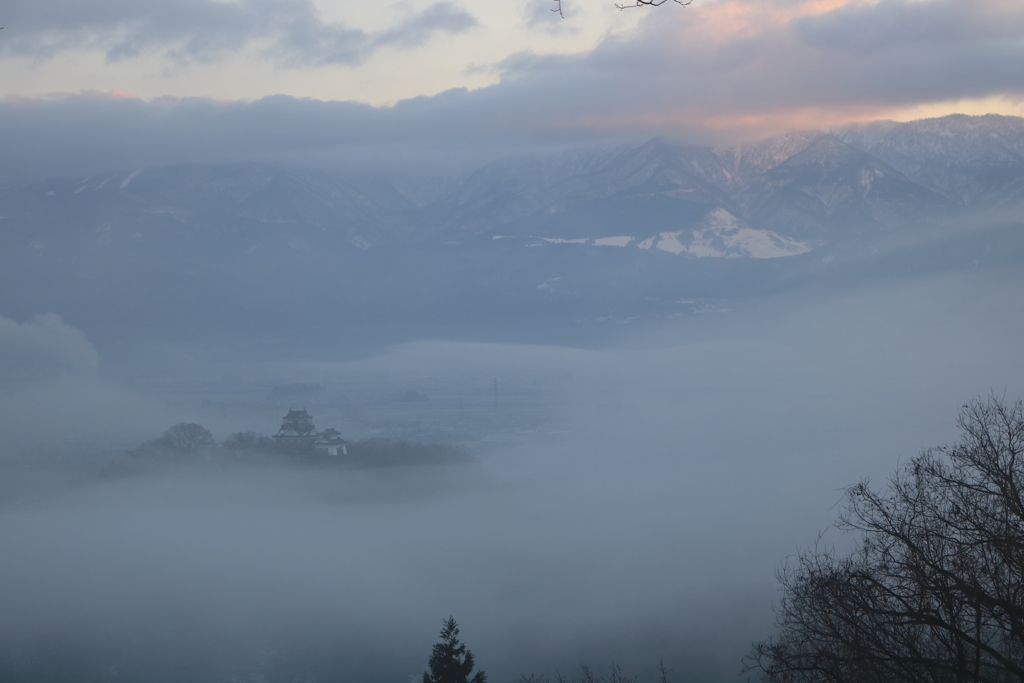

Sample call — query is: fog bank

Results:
[0,270,1021,682]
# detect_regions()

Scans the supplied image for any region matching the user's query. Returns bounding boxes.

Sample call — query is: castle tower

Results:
[273,408,319,448]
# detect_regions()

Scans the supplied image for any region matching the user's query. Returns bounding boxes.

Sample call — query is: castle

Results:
[273,408,347,456]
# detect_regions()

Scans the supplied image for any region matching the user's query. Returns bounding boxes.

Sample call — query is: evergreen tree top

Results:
[423,617,486,683]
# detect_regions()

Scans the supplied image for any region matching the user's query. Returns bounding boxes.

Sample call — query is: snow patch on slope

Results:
[686,231,726,258]
[504,210,810,259]
[120,170,142,189]
[654,233,687,254]
[593,236,633,247]
[648,209,812,259]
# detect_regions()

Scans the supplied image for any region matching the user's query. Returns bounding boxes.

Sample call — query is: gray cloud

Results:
[0,313,100,385]
[0,0,476,66]
[375,3,478,49]
[779,0,1024,104]
[535,0,1024,115]
[0,89,619,182]
[795,0,1024,53]
[0,313,166,450]
[524,0,582,33]
[0,0,1021,182]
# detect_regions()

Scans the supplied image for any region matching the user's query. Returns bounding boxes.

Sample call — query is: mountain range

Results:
[2,113,1022,358]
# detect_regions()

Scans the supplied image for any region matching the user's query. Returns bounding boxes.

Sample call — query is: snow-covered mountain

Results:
[1,114,1022,350]
[496,209,813,259]
[6,114,1022,253]
[834,114,1024,205]
[638,209,813,259]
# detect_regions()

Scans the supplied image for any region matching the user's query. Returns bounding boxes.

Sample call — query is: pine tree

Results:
[423,617,486,683]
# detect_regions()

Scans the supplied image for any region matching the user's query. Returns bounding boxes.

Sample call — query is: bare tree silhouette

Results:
[748,396,1024,683]
[551,0,692,19]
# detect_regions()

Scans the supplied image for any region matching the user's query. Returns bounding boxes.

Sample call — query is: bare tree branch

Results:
[551,0,693,18]
[747,396,1024,683]
[614,0,693,10]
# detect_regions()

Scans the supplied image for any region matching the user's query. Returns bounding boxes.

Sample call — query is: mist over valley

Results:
[2,16,1024,679]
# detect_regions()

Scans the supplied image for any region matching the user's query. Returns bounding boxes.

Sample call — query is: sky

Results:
[2,0,1024,179]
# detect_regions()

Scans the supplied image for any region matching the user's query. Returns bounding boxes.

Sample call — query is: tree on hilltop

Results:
[163,422,215,451]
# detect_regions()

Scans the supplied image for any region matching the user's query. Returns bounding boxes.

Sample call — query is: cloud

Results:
[0,0,1022,181]
[522,0,1024,128]
[0,89,606,182]
[524,0,582,33]
[0,313,100,385]
[795,0,1024,53]
[0,313,165,450]
[0,0,476,67]
[497,0,1024,131]
[375,2,478,49]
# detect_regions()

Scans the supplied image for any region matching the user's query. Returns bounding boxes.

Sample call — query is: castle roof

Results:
[313,428,346,447]
[274,408,318,440]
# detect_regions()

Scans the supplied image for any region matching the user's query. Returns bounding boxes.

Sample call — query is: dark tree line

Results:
[130,425,471,467]
[748,396,1024,683]
[132,422,215,455]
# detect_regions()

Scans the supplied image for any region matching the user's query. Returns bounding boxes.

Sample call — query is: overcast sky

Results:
[2,0,1023,178]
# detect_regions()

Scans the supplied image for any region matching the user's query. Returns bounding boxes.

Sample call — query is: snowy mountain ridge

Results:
[5,114,1022,255]
[1,114,1022,348]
